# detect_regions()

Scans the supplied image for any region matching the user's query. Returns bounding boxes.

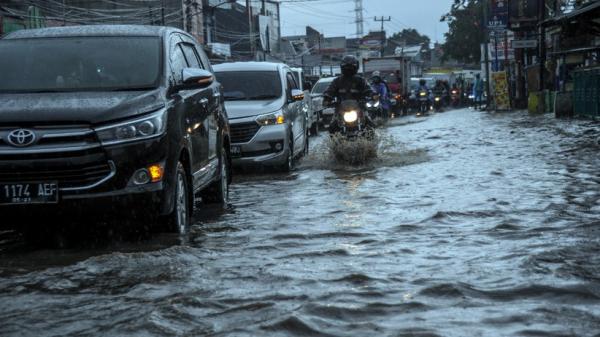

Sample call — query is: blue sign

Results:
[488,0,508,29]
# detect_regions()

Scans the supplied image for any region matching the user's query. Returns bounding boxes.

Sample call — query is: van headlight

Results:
[95,109,167,145]
[343,110,358,123]
[256,110,285,126]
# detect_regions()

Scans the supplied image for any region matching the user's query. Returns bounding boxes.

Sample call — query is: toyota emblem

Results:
[6,129,37,147]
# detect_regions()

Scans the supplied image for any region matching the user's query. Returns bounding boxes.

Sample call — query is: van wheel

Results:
[201,144,229,205]
[163,161,191,234]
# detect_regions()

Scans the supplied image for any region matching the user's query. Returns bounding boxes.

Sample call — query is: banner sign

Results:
[492,71,510,110]
[509,0,539,29]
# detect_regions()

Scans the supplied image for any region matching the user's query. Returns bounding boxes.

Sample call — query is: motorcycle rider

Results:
[370,71,390,118]
[417,78,431,108]
[323,55,375,133]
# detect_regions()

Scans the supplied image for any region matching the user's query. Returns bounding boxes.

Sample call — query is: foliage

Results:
[389,28,431,47]
[440,0,486,64]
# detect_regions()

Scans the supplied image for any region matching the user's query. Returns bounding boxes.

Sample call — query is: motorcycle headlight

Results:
[367,101,380,108]
[420,92,427,97]
[343,110,358,123]
[95,109,167,146]
[256,110,285,126]
[435,97,441,102]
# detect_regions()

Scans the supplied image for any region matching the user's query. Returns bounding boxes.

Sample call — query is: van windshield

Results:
[216,71,282,101]
[0,37,161,93]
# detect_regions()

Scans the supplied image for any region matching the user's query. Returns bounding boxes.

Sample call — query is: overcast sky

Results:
[278,0,453,43]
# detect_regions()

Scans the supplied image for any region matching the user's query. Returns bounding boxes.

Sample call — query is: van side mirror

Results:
[291,89,304,102]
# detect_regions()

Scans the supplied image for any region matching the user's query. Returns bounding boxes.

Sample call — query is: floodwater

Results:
[1,108,600,337]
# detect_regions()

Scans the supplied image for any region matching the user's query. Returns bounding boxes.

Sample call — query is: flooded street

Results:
[2,108,600,336]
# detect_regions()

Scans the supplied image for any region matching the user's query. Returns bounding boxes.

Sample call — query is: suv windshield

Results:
[311,81,332,95]
[216,71,282,101]
[0,37,161,93]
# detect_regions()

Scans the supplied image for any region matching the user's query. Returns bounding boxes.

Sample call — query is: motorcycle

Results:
[417,90,430,116]
[433,90,444,112]
[366,98,387,121]
[393,93,408,116]
[450,89,460,107]
[334,99,374,140]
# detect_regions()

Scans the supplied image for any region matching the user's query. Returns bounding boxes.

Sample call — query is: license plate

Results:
[0,182,59,205]
[230,145,242,158]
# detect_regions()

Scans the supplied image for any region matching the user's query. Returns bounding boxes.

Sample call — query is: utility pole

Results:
[161,0,165,25]
[538,0,546,94]
[247,0,255,60]
[374,16,391,57]
[482,0,491,108]
[354,0,364,37]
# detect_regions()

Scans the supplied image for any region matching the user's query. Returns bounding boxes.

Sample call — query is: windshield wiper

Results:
[112,87,156,92]
[246,95,278,100]
[223,96,248,101]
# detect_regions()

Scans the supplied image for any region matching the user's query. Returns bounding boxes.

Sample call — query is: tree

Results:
[389,28,430,47]
[441,0,485,65]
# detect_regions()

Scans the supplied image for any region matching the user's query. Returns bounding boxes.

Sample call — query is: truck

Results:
[362,56,411,113]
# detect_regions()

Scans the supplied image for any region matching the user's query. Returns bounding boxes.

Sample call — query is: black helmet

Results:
[419,79,426,86]
[340,55,359,77]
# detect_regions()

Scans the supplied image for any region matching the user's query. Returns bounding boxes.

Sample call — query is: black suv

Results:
[0,25,231,234]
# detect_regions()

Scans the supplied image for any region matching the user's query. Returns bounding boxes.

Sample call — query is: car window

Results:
[0,37,161,93]
[170,44,188,83]
[215,71,282,101]
[286,73,298,93]
[311,80,332,95]
[181,43,202,69]
[196,46,213,72]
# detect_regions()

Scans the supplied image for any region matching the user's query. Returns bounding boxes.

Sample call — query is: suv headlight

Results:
[95,109,167,145]
[256,110,285,126]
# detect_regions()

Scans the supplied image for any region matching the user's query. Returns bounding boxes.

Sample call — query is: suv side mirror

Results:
[172,68,214,93]
[291,89,304,102]
[183,68,214,87]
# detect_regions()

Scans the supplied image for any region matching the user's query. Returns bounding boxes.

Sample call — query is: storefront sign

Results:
[492,71,511,110]
[512,39,537,49]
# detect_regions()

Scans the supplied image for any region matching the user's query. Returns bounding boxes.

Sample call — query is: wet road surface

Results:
[1,108,600,336]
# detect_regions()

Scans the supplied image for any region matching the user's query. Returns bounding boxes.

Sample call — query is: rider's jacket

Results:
[323,75,374,104]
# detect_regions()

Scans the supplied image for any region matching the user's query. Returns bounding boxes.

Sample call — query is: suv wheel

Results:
[201,144,229,205]
[310,120,319,136]
[303,131,309,157]
[280,136,294,172]
[164,161,191,234]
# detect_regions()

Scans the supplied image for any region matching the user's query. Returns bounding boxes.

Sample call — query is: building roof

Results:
[213,61,286,72]
[543,0,600,26]
[395,44,422,58]
[4,24,171,39]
